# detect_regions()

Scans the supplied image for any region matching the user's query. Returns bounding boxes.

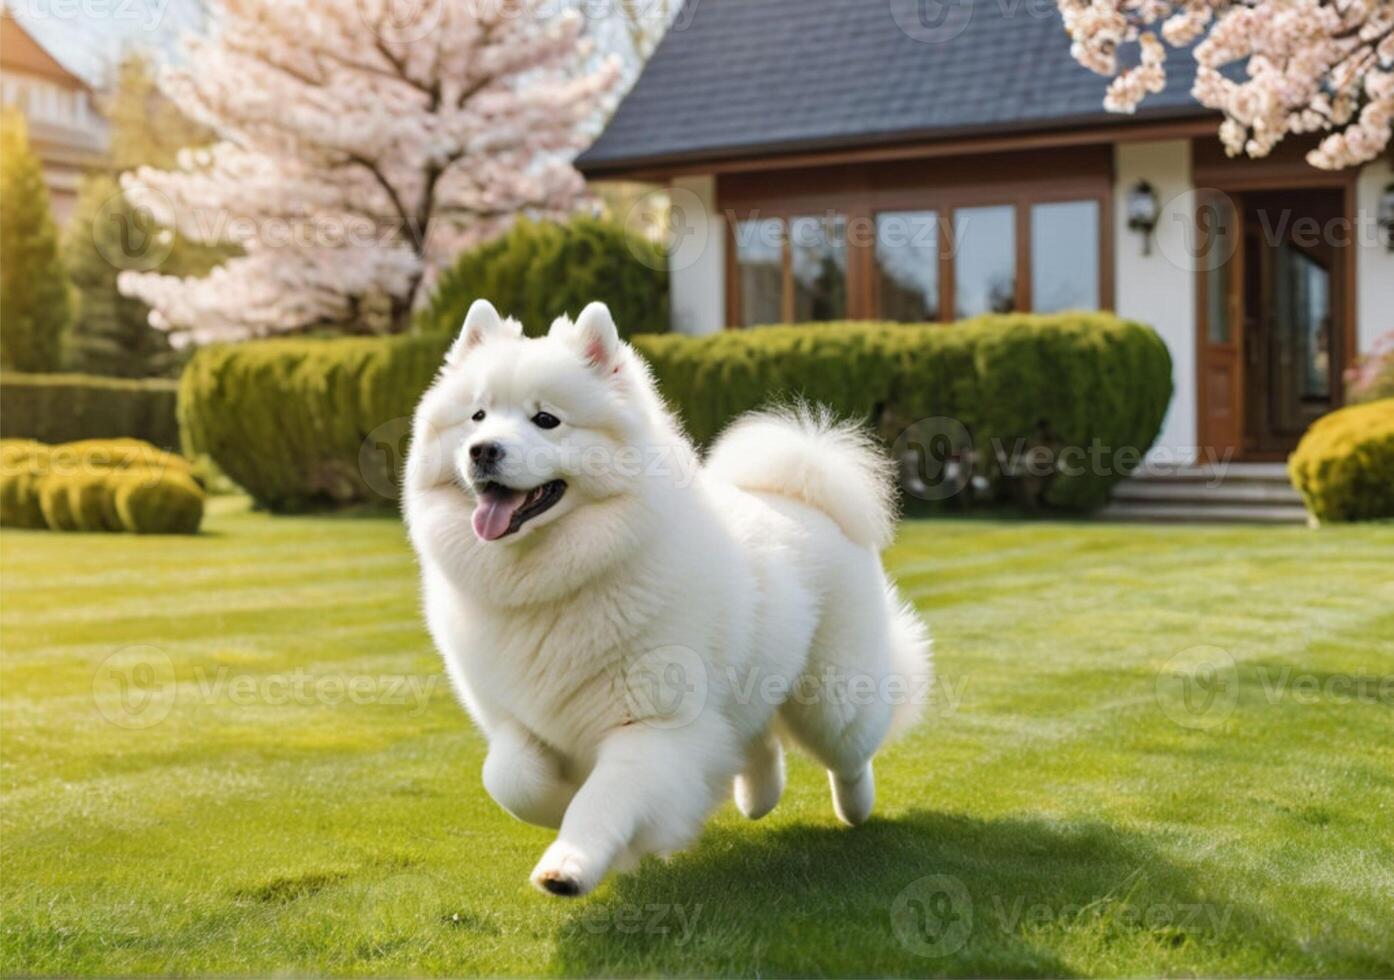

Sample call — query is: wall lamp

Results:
[1126,180,1160,256]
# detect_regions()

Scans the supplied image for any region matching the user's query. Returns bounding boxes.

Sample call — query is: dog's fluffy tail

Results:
[705,405,897,551]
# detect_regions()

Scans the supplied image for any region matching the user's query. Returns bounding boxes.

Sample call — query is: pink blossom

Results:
[1057,0,1394,169]
[118,0,619,343]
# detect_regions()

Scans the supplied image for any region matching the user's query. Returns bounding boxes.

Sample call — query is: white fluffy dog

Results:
[404,299,931,897]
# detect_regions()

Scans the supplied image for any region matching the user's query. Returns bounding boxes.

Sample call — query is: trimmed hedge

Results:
[417,217,668,339]
[0,438,203,534]
[0,372,180,450]
[635,315,1172,510]
[178,334,449,511]
[181,313,1171,513]
[1288,398,1394,524]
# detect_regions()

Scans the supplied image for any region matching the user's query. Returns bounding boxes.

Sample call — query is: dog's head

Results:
[405,300,691,600]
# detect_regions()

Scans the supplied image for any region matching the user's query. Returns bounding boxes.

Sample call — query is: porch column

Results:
[1114,139,1198,464]
[668,174,726,335]
[1357,158,1394,355]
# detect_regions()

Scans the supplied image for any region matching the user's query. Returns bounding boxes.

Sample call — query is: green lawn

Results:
[2,501,1392,977]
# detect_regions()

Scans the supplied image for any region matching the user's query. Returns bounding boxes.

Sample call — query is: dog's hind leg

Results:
[777,571,897,827]
[733,729,784,820]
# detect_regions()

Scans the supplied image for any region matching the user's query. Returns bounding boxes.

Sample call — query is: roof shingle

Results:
[578,0,1207,174]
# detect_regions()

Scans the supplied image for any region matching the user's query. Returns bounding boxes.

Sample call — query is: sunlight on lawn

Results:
[2,506,1391,976]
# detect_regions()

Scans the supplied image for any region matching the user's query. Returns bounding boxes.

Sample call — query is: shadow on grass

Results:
[549,810,1285,978]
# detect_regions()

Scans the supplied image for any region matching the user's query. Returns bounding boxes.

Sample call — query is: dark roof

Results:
[578,0,1209,175]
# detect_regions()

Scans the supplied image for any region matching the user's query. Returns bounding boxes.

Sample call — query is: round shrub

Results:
[37,476,79,531]
[0,464,45,528]
[0,438,204,533]
[113,469,204,534]
[1288,398,1394,524]
[417,216,669,339]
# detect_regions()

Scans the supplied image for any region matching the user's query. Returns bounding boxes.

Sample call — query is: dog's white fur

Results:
[404,300,931,897]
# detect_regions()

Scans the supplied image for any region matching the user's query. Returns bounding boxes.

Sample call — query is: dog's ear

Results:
[556,302,621,372]
[446,300,520,367]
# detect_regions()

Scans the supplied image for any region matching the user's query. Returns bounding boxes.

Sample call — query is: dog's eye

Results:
[471,410,486,422]
[532,412,560,430]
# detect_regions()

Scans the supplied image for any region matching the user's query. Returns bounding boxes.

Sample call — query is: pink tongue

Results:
[472,490,524,541]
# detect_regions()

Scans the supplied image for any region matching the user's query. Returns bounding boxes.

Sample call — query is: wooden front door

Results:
[1196,191,1244,457]
[1241,190,1345,457]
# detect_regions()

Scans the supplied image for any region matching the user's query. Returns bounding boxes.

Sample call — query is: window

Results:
[953,206,1016,318]
[790,215,847,321]
[734,217,783,327]
[1030,200,1099,312]
[725,176,1109,325]
[874,211,939,322]
[732,213,850,326]
[1201,199,1235,344]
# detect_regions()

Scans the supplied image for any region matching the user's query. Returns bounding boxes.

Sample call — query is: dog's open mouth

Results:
[471,480,566,542]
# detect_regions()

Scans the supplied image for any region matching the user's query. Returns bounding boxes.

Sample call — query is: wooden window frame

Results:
[722,169,1113,327]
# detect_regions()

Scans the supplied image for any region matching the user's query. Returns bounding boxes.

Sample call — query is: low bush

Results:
[0,373,180,450]
[178,334,448,511]
[635,313,1173,510]
[417,217,668,339]
[0,438,204,534]
[1288,398,1394,524]
[181,313,1170,513]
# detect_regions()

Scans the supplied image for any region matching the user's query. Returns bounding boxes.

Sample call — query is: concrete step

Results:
[1099,501,1310,524]
[1112,480,1302,505]
[1129,462,1291,485]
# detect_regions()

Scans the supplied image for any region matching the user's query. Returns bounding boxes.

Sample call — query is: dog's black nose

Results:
[469,441,504,468]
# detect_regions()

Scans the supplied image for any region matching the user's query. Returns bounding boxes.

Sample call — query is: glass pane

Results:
[790,214,847,322]
[735,217,784,327]
[1030,200,1099,312]
[1273,244,1332,399]
[953,206,1016,318]
[1202,200,1235,344]
[875,210,939,322]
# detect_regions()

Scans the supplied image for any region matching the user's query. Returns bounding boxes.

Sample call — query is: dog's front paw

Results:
[530,840,596,897]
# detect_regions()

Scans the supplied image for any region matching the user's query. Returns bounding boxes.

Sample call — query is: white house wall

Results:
[667,174,725,335]
[1356,158,1393,354]
[1113,139,1197,463]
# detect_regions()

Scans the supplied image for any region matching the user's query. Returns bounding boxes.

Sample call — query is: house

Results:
[0,10,107,224]
[577,0,1394,469]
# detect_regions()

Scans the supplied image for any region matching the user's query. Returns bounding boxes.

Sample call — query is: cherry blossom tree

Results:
[1058,0,1394,169]
[119,0,618,344]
